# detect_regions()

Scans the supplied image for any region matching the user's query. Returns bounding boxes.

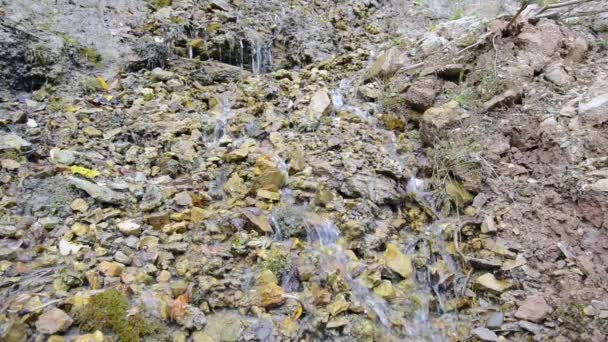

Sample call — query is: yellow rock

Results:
[373,280,396,299]
[191,207,211,223]
[70,165,100,179]
[384,244,412,278]
[97,261,124,277]
[73,330,104,342]
[475,273,510,294]
[257,189,281,201]
[83,126,102,137]
[252,155,286,192]
[327,293,349,316]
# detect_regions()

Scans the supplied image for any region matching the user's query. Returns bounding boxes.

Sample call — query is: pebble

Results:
[35,308,73,335]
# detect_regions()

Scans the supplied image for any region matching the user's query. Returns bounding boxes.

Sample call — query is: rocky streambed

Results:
[1,0,608,341]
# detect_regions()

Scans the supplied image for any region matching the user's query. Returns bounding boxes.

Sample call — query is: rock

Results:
[98,261,125,277]
[340,173,402,205]
[544,64,573,86]
[482,89,523,112]
[223,173,249,198]
[579,79,608,126]
[117,220,141,236]
[472,327,499,342]
[140,184,163,211]
[364,47,408,81]
[518,320,544,334]
[587,179,608,192]
[1,158,20,170]
[404,79,441,111]
[373,280,396,299]
[486,312,504,329]
[358,82,381,100]
[481,216,497,234]
[515,295,552,323]
[191,207,211,224]
[70,198,89,212]
[67,176,129,205]
[308,88,332,119]
[173,191,193,206]
[475,273,510,294]
[241,207,273,233]
[446,181,473,207]
[72,331,104,342]
[35,308,73,335]
[199,312,244,342]
[39,217,60,230]
[327,293,350,316]
[421,100,470,143]
[59,239,84,256]
[151,68,176,81]
[83,127,102,137]
[257,189,280,201]
[50,148,76,165]
[252,155,286,192]
[384,243,412,278]
[254,270,285,307]
[0,133,31,151]
[584,305,598,316]
[209,0,232,11]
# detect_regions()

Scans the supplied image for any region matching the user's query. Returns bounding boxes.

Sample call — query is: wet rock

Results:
[252,156,286,192]
[475,273,510,294]
[364,47,408,82]
[404,79,442,111]
[223,173,249,198]
[199,312,244,342]
[117,220,141,236]
[340,173,402,205]
[241,207,273,233]
[384,243,412,278]
[486,312,504,329]
[327,293,350,316]
[254,270,285,307]
[482,88,523,112]
[150,68,176,81]
[421,100,470,143]
[308,88,332,119]
[67,176,129,205]
[472,327,498,342]
[35,308,73,335]
[50,148,76,165]
[515,295,552,323]
[373,280,396,299]
[0,133,31,151]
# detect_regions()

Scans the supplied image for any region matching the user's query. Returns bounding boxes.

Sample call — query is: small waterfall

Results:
[306,220,392,329]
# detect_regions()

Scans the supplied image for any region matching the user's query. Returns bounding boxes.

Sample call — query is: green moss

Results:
[206,22,222,34]
[81,76,102,94]
[24,44,51,66]
[150,0,171,9]
[260,245,292,277]
[80,47,102,65]
[47,98,68,113]
[74,289,159,342]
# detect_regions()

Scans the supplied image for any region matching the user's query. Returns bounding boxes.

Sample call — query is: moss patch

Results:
[74,289,160,342]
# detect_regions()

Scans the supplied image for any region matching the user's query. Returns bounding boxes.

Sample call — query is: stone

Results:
[117,220,141,236]
[151,68,176,81]
[446,181,473,207]
[482,89,523,112]
[257,189,280,201]
[0,159,20,170]
[59,239,84,256]
[223,173,249,198]
[35,308,73,335]
[327,293,350,316]
[252,156,286,192]
[515,295,552,323]
[98,261,125,277]
[364,47,408,81]
[544,64,573,86]
[587,179,608,192]
[83,127,102,137]
[404,79,441,111]
[0,133,31,151]
[255,270,285,307]
[373,280,396,299]
[421,100,470,143]
[174,191,193,206]
[50,148,76,165]
[114,251,131,265]
[39,217,60,230]
[308,88,332,119]
[518,320,544,334]
[70,198,89,212]
[486,312,504,329]
[199,312,244,342]
[68,176,129,205]
[472,327,499,342]
[241,207,273,233]
[475,273,510,294]
[190,207,211,223]
[481,216,497,234]
[384,243,412,278]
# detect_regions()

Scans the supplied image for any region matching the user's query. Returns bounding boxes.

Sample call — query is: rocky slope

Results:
[1,0,608,341]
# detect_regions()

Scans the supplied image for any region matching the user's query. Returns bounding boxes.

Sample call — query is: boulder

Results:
[404,79,442,111]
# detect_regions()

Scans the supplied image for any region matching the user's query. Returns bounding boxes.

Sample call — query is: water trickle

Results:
[306,220,392,329]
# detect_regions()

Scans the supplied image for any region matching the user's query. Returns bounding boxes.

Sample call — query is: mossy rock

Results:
[270,207,307,238]
[73,289,161,342]
[260,245,292,277]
